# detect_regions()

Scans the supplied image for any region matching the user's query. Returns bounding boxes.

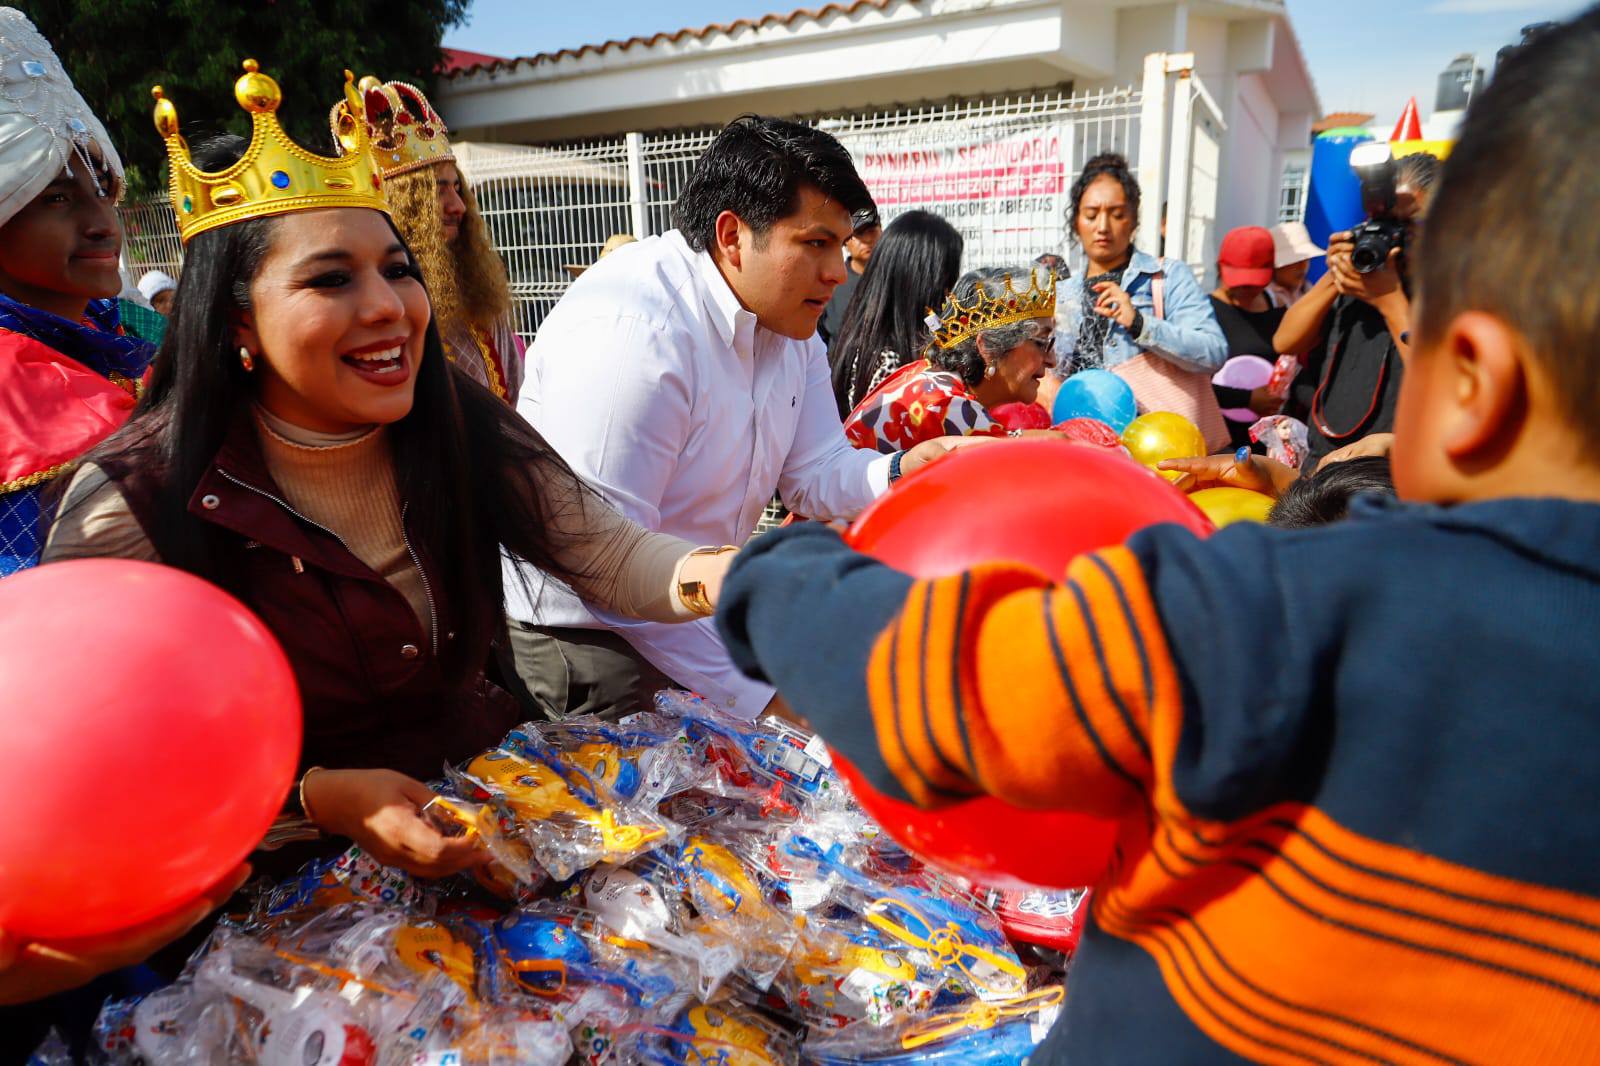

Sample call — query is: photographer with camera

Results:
[1274,149,1440,464]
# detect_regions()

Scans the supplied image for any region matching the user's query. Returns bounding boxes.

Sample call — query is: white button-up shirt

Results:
[506,230,890,717]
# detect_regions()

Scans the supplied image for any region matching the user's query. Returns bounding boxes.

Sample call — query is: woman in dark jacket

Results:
[45,80,729,881]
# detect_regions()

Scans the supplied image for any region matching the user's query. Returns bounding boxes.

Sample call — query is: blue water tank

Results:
[1304,131,1374,283]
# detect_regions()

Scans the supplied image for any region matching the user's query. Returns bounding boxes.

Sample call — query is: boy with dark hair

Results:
[716,8,1600,1062]
[506,114,953,723]
[1268,455,1395,528]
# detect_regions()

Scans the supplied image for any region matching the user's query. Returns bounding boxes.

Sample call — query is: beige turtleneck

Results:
[252,407,431,634]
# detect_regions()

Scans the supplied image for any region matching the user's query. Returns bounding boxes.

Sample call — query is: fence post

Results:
[1136,53,1169,258]
[625,131,648,238]
[1165,60,1197,266]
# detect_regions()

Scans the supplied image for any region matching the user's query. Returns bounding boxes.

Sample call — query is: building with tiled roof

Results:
[436,0,1319,285]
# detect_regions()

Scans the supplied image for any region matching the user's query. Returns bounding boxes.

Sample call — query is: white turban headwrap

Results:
[136,269,176,301]
[0,7,123,229]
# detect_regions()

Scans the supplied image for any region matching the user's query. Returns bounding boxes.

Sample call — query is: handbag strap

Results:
[1151,268,1166,321]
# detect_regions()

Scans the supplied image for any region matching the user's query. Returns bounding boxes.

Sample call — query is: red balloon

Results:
[0,560,301,939]
[1054,417,1125,451]
[842,439,1213,888]
[989,401,1053,432]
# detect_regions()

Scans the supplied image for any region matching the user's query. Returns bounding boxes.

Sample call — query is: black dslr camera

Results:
[1347,143,1406,274]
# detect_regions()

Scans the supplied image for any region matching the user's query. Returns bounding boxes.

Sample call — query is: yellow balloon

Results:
[1189,487,1276,527]
[1121,412,1206,468]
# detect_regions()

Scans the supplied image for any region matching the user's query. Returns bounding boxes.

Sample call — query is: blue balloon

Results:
[1052,369,1137,431]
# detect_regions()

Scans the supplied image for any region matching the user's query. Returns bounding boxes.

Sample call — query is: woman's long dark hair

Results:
[85,135,589,686]
[828,210,963,417]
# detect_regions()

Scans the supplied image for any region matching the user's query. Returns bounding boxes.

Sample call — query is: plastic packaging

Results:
[1249,414,1310,468]
[583,865,741,1000]
[805,986,1063,1064]
[83,688,1062,1066]
[447,729,677,882]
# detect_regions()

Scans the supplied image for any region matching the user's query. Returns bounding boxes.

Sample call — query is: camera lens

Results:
[1351,243,1385,273]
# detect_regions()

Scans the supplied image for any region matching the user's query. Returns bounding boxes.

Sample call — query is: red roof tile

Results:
[440,47,509,74]
[1311,111,1376,133]
[442,0,912,78]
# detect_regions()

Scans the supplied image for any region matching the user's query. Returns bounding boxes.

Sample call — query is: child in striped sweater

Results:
[716,9,1600,1062]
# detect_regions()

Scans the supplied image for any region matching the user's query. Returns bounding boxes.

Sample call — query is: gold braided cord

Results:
[1,458,80,496]
[470,325,508,401]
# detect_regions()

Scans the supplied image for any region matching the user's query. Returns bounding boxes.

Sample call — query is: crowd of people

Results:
[3,1,1600,1061]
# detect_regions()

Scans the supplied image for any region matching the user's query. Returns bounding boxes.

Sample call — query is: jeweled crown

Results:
[152,60,388,244]
[330,78,454,180]
[928,270,1057,350]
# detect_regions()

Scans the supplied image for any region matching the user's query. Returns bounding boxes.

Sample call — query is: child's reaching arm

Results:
[716,521,1308,823]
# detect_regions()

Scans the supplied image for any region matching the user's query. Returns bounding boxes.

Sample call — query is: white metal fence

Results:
[457,86,1144,340]
[118,54,1229,344]
[117,196,185,294]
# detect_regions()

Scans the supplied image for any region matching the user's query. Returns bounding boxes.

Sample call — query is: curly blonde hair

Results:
[385,164,511,337]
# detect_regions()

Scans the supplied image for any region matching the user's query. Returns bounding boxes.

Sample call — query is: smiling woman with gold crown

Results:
[332,77,522,402]
[43,61,739,887]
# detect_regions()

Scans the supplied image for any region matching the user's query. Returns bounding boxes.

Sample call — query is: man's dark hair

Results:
[1268,456,1396,528]
[1414,5,1600,446]
[851,205,883,235]
[672,114,875,252]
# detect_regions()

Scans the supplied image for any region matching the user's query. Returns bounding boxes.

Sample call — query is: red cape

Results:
[1,327,137,490]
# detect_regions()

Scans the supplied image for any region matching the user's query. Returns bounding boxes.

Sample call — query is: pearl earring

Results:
[984,363,996,378]
[239,347,255,372]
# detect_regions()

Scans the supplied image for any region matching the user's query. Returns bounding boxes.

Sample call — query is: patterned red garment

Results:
[842,359,1011,454]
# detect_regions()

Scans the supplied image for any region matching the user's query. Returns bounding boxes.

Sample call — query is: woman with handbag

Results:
[1055,154,1229,449]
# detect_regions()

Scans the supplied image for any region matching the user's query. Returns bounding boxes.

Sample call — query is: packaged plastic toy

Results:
[780,835,1026,1002]
[804,985,1063,1064]
[630,1003,799,1066]
[448,733,676,881]
[583,865,741,999]
[659,690,841,814]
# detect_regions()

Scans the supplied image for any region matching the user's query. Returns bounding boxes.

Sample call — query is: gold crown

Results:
[330,78,454,180]
[152,60,388,244]
[928,270,1057,350]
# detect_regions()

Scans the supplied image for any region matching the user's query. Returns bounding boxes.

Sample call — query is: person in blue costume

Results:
[0,7,153,577]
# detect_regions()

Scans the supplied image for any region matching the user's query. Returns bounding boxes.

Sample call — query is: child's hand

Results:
[0,862,250,1005]
[1159,452,1299,498]
[1320,432,1393,467]
[302,768,490,879]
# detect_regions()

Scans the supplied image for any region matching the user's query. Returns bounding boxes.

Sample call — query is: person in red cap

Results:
[1208,226,1286,446]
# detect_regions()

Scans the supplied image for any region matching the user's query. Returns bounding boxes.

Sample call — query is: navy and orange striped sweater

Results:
[716,496,1600,1064]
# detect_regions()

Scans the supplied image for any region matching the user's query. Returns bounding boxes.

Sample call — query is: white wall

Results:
[1224,74,1280,232]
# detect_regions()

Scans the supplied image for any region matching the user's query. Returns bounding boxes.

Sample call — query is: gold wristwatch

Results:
[677,544,739,617]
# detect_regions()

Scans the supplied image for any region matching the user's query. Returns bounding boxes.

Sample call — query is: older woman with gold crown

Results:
[843,266,1059,453]
[43,62,738,886]
[331,77,522,402]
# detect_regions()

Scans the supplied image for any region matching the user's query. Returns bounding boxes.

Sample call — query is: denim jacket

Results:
[1056,249,1228,372]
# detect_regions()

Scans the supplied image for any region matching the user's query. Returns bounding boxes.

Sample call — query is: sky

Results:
[443,0,1588,125]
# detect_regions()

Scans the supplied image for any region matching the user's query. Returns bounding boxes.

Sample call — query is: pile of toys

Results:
[86,692,1084,1065]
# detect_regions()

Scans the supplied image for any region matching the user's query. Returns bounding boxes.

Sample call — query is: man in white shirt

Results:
[505,115,955,721]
